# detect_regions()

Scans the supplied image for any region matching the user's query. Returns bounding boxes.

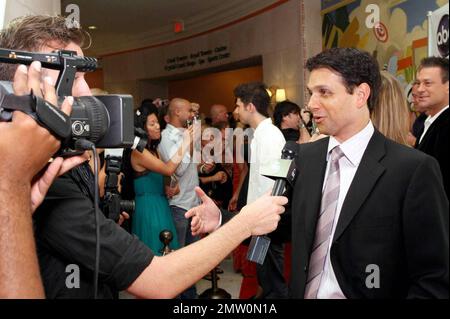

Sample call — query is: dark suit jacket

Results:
[415,108,449,199]
[220,208,234,225]
[290,130,449,298]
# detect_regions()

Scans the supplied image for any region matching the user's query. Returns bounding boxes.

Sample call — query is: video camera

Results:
[0,48,135,153]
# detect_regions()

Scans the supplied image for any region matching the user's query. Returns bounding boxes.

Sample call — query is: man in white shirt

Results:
[234,82,287,298]
[414,57,449,199]
[290,48,448,298]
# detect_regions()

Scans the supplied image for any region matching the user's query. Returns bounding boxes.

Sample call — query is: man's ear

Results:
[247,103,256,113]
[355,83,371,109]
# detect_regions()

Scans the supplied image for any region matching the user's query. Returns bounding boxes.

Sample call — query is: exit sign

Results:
[174,20,184,33]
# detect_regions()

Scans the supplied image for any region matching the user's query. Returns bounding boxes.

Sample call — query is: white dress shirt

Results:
[247,118,286,204]
[419,105,449,144]
[316,121,375,299]
[158,124,199,210]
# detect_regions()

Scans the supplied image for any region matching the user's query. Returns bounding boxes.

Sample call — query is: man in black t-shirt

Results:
[34,164,153,298]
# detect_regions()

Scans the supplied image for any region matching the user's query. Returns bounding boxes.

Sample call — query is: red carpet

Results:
[235,243,292,299]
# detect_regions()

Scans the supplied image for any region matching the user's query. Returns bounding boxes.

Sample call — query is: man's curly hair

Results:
[0,15,89,81]
[306,48,381,112]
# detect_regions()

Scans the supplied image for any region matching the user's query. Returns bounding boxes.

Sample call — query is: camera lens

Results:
[62,96,110,146]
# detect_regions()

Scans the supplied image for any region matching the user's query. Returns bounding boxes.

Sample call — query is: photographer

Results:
[0,15,288,299]
[0,61,88,298]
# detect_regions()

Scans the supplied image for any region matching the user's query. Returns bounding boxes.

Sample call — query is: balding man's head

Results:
[167,98,192,128]
[210,104,229,124]
[168,98,187,116]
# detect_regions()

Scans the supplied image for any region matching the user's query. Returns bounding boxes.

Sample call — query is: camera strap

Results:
[0,92,72,139]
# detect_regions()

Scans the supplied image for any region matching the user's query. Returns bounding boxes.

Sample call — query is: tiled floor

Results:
[120,256,243,299]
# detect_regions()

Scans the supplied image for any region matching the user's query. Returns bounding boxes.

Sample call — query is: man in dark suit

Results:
[186,49,449,299]
[414,57,449,199]
[290,48,448,299]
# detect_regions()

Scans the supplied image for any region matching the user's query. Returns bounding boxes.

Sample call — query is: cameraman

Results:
[0,61,88,298]
[0,15,287,299]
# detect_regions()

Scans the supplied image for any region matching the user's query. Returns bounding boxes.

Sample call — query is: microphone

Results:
[246,141,298,265]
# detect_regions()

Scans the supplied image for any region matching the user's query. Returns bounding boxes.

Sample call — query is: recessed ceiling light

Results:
[88,26,97,30]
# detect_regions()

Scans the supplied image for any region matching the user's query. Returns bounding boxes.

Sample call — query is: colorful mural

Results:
[321,0,448,87]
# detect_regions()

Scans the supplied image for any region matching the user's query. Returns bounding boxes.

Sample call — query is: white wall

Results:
[300,0,322,105]
[1,0,60,28]
[101,0,322,107]
[0,0,7,29]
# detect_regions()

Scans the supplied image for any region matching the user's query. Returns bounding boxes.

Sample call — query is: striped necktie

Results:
[304,146,345,299]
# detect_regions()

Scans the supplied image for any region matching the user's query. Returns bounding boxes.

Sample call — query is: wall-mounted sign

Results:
[164,46,230,71]
[429,4,449,58]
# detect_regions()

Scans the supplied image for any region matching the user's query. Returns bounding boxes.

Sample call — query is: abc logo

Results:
[437,14,449,57]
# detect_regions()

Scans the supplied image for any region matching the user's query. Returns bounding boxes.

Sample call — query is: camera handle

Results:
[0,92,71,139]
[0,47,98,139]
[55,50,90,96]
[0,48,97,96]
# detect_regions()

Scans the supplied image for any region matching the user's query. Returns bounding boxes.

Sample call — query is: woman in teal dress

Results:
[130,102,192,255]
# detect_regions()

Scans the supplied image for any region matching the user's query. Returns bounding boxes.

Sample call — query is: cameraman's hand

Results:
[236,191,287,236]
[185,187,221,235]
[1,62,89,213]
[30,154,89,213]
[0,62,74,182]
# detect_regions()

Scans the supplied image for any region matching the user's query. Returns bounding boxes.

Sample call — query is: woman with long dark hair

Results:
[126,101,193,255]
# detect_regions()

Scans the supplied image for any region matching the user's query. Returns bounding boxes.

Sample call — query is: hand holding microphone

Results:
[246,141,298,265]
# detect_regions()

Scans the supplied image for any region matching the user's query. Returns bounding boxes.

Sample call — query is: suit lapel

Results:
[302,139,329,245]
[332,130,387,242]
[417,108,449,149]
[414,125,424,148]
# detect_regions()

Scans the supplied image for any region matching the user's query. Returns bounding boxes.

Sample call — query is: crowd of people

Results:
[0,14,448,299]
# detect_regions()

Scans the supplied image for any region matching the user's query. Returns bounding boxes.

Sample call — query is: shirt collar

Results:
[165,123,182,136]
[425,105,449,125]
[166,123,177,131]
[327,121,375,166]
[254,118,272,134]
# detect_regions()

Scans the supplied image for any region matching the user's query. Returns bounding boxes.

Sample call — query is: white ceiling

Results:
[61,0,280,57]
